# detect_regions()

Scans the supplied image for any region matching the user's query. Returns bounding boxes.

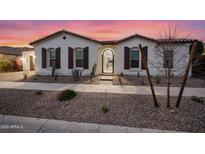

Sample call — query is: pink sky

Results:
[0,20,205,47]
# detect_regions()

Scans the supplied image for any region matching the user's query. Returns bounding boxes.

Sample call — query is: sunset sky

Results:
[0,20,205,47]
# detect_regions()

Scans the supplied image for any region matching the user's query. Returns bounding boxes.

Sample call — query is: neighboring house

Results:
[204,43,205,55]
[29,30,193,76]
[0,46,34,71]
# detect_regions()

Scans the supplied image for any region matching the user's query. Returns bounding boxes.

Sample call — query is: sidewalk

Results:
[0,115,178,133]
[0,81,205,97]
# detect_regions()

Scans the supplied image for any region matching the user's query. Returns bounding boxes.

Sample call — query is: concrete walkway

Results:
[0,115,178,133]
[0,81,205,97]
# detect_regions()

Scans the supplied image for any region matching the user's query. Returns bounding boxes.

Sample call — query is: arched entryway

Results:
[102,49,114,74]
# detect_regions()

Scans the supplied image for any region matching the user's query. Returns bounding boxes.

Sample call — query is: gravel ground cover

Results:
[0,89,204,132]
[22,75,100,84]
[113,75,205,88]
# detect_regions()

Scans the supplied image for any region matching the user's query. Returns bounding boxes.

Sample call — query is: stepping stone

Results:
[100,75,113,81]
[99,81,113,85]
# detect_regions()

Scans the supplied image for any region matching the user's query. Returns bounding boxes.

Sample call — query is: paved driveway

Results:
[0,71,35,81]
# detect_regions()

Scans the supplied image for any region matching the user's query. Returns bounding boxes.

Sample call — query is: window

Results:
[130,48,139,68]
[164,50,173,68]
[75,48,83,68]
[49,49,56,67]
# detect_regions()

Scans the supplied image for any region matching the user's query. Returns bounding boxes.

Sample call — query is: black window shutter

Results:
[55,47,61,68]
[68,47,74,69]
[42,48,47,68]
[124,47,130,69]
[141,46,148,70]
[83,47,89,69]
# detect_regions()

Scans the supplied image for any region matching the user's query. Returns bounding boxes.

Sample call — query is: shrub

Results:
[156,75,161,84]
[191,96,203,103]
[101,105,109,113]
[54,75,58,81]
[57,90,77,101]
[34,90,43,95]
[118,75,122,85]
[137,72,140,77]
[90,63,97,82]
[140,78,145,85]
[51,61,56,77]
[120,72,123,76]
[22,70,29,80]
[0,58,13,72]
[71,69,83,81]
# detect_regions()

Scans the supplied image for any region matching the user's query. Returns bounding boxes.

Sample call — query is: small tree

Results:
[151,22,190,108]
[189,41,204,60]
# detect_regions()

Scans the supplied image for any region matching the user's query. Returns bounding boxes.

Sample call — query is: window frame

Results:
[130,47,140,69]
[75,48,84,68]
[164,50,174,69]
[47,48,56,68]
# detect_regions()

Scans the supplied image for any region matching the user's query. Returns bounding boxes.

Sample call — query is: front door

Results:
[30,56,35,71]
[102,49,114,74]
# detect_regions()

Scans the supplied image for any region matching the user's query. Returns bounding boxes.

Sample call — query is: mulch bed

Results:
[20,75,100,84]
[0,89,205,132]
[113,75,205,88]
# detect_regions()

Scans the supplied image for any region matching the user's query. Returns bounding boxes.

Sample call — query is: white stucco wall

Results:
[115,38,191,77]
[31,32,191,77]
[32,32,100,76]
[153,43,191,77]
[116,37,158,76]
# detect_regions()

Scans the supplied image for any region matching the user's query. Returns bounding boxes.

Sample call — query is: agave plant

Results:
[90,63,96,82]
[51,61,56,77]
[71,69,83,81]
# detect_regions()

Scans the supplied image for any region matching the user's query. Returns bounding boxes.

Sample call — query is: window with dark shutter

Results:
[164,50,173,68]
[130,48,139,68]
[141,46,148,70]
[83,47,89,69]
[68,47,74,69]
[75,48,84,68]
[42,48,47,68]
[124,47,130,69]
[56,47,61,68]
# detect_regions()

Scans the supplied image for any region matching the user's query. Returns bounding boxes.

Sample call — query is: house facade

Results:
[29,30,193,76]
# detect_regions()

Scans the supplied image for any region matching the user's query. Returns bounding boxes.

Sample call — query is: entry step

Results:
[100,75,113,81]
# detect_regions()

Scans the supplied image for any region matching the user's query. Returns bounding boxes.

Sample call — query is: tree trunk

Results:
[167,67,171,108]
[176,41,198,108]
[139,44,159,107]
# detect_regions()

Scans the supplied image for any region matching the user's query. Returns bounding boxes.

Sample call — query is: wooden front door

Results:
[30,56,35,70]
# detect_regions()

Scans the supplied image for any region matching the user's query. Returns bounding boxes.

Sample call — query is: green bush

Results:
[191,96,203,103]
[101,105,109,113]
[34,90,43,95]
[90,63,97,82]
[51,61,56,77]
[0,58,13,72]
[71,69,83,81]
[57,90,77,101]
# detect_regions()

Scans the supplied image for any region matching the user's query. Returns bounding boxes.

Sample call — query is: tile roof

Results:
[29,29,195,46]
[0,46,34,56]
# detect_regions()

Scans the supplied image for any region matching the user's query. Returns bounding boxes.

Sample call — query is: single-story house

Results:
[0,46,35,71]
[29,30,194,76]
